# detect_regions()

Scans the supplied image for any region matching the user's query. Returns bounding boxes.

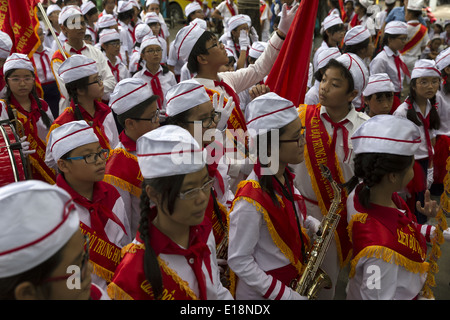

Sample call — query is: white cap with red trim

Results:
[351,114,421,155]
[185,2,202,17]
[45,120,99,169]
[3,53,34,74]
[362,73,395,97]
[384,21,408,35]
[0,180,80,278]
[344,26,371,46]
[245,92,298,137]
[80,1,96,15]
[435,47,450,71]
[411,59,441,79]
[165,79,212,117]
[248,41,267,59]
[58,54,98,83]
[58,5,82,25]
[0,31,12,59]
[137,125,206,179]
[322,14,343,32]
[172,22,206,62]
[110,78,154,115]
[227,14,248,32]
[97,14,117,29]
[99,29,120,45]
[335,53,369,97]
[317,47,341,70]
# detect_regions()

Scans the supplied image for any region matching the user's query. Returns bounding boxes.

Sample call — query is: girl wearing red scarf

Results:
[228,92,320,300]
[107,125,233,300]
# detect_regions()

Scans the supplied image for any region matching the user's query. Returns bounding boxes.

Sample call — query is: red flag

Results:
[265,0,319,106]
[339,0,347,22]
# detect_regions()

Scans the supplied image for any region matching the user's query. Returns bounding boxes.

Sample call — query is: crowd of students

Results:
[0,0,450,301]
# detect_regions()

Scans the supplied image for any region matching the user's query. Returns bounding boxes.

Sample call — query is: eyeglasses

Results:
[41,234,90,284]
[206,40,222,51]
[106,40,122,47]
[144,48,162,54]
[8,76,35,84]
[130,109,160,123]
[178,178,215,200]
[66,149,110,164]
[417,79,440,87]
[184,111,221,128]
[279,126,306,147]
[87,75,103,86]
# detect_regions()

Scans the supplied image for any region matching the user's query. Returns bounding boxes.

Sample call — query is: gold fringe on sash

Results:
[89,260,115,283]
[107,282,134,300]
[103,174,142,198]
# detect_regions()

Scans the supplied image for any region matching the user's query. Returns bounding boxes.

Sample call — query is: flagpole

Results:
[36,2,67,60]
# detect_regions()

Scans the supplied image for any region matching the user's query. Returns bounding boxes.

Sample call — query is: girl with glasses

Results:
[0,53,56,184]
[48,54,119,152]
[46,120,131,292]
[393,59,442,225]
[105,78,160,240]
[107,125,234,300]
[99,29,131,83]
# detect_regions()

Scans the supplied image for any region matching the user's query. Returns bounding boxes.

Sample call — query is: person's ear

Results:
[146,184,161,206]
[347,89,359,104]
[14,282,39,300]
[57,158,71,174]
[196,54,209,66]
[124,118,136,130]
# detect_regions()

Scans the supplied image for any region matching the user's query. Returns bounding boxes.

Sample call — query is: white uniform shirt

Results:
[105,54,131,82]
[33,47,56,84]
[304,81,320,105]
[215,0,238,32]
[402,20,430,73]
[435,90,450,136]
[370,46,406,93]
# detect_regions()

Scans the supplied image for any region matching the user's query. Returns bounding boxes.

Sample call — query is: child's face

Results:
[430,39,442,51]
[62,15,87,41]
[365,93,393,117]
[146,3,160,14]
[389,34,407,52]
[104,0,115,13]
[6,69,35,99]
[128,100,160,138]
[319,66,357,110]
[413,76,440,100]
[141,44,162,64]
[82,73,104,100]
[278,117,305,165]
[103,40,121,56]
[149,22,161,36]
[49,10,61,25]
[345,1,354,12]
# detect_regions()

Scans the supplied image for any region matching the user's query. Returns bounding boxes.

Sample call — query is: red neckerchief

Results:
[56,174,127,240]
[321,112,351,162]
[10,93,46,125]
[108,60,121,82]
[70,46,87,54]
[33,50,52,82]
[349,13,360,28]
[205,140,225,194]
[70,99,110,141]
[118,130,137,153]
[225,0,236,16]
[213,78,241,106]
[144,217,213,300]
[391,51,410,91]
[406,98,434,160]
[144,69,164,109]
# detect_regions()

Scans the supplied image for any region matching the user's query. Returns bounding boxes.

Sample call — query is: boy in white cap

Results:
[107,125,234,300]
[133,35,176,114]
[344,114,446,300]
[394,59,441,224]
[228,92,320,300]
[44,4,62,50]
[0,53,56,184]
[294,53,370,299]
[370,21,409,110]
[105,78,160,239]
[185,2,205,24]
[51,5,116,114]
[0,30,13,92]
[99,29,131,83]
[362,73,395,116]
[49,54,119,151]
[47,120,131,291]
[212,0,239,34]
[81,0,99,45]
[0,180,93,300]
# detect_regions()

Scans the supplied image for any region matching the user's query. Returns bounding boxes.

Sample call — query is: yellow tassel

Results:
[103,174,142,198]
[89,260,115,283]
[106,282,134,300]
[158,257,199,300]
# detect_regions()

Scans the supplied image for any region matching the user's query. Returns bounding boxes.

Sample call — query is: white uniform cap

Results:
[411,59,441,79]
[110,78,154,114]
[81,1,97,15]
[58,5,82,25]
[137,125,206,179]
[146,0,159,6]
[190,18,208,30]
[99,28,121,44]
[227,14,248,32]
[135,23,152,43]
[0,180,80,278]
[46,4,62,16]
[245,92,298,137]
[344,26,371,45]
[144,11,160,24]
[384,21,408,35]
[322,14,344,32]
[140,35,162,54]
[166,79,212,117]
[172,22,206,62]
[130,0,141,9]
[45,120,99,169]
[317,47,341,70]
[117,0,134,13]
[435,47,450,71]
[407,0,424,11]
[335,53,369,96]
[0,31,12,59]
[185,2,202,17]
[358,0,374,8]
[248,41,267,59]
[362,73,395,97]
[97,14,118,29]
[58,54,98,84]
[351,114,421,156]
[3,53,35,74]
[225,45,235,57]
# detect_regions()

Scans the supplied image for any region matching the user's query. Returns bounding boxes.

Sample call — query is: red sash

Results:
[349,14,360,28]
[400,24,427,55]
[348,187,428,278]
[226,0,236,16]
[104,133,143,198]
[301,104,352,266]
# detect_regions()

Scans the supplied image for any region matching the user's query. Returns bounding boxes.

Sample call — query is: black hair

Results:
[343,37,370,55]
[84,7,98,19]
[363,91,394,113]
[342,153,415,209]
[138,175,186,299]
[118,9,135,26]
[381,32,402,48]
[0,243,63,299]
[65,76,92,121]
[322,58,355,94]
[116,95,159,128]
[407,9,422,20]
[354,1,367,14]
[406,78,440,130]
[187,30,216,74]
[323,23,345,45]
[4,69,52,129]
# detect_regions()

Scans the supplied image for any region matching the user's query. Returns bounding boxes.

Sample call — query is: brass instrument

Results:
[11,109,33,179]
[216,233,231,288]
[290,164,342,299]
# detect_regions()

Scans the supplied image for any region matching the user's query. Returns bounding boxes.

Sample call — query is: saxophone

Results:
[290,164,342,299]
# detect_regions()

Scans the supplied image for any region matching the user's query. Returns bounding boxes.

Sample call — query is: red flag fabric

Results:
[265,0,319,106]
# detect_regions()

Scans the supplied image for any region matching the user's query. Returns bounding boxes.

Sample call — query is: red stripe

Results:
[247,104,295,125]
[177,23,200,60]
[137,148,204,157]
[109,83,148,109]
[351,135,421,144]
[51,126,94,152]
[345,27,369,44]
[263,277,277,299]
[166,85,204,104]
[274,284,285,300]
[59,61,97,76]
